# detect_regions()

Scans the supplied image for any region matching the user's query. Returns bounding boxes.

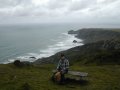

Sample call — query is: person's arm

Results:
[56,60,61,71]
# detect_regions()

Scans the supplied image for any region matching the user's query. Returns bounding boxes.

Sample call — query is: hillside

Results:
[34,39,120,65]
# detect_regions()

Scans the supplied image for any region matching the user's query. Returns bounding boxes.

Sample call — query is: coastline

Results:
[33,31,84,64]
[2,32,83,64]
[33,33,84,64]
[2,28,120,64]
[34,28,120,65]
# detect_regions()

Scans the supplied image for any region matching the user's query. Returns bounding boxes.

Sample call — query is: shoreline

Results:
[1,32,83,64]
[34,28,120,65]
[34,33,83,63]
[2,28,120,64]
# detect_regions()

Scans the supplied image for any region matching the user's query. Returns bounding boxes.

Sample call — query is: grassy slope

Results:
[0,64,120,90]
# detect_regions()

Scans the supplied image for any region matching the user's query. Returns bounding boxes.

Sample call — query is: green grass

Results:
[0,64,120,90]
[111,29,120,32]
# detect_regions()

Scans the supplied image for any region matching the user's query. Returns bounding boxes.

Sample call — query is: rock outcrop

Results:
[73,40,77,43]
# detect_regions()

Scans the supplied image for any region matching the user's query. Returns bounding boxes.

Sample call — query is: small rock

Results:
[29,57,36,59]
[73,40,77,43]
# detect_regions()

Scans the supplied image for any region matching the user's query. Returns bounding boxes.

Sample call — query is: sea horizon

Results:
[0,23,120,64]
[0,23,84,64]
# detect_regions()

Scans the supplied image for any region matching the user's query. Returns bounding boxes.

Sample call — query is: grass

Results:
[0,63,120,90]
[111,29,120,32]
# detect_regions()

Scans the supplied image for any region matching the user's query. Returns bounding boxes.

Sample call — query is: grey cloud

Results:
[97,0,119,4]
[69,0,97,11]
[0,0,120,24]
[46,0,72,9]
[0,0,31,8]
[0,0,19,8]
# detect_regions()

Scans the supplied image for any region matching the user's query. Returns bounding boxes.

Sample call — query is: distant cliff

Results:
[68,28,120,44]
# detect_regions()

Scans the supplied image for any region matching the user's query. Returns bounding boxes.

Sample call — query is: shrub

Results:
[13,60,23,67]
[22,83,31,90]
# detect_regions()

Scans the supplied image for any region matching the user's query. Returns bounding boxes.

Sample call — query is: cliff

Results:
[34,39,120,65]
[69,28,120,44]
[34,28,120,65]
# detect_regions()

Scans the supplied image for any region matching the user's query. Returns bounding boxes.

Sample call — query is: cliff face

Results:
[34,28,120,65]
[69,28,120,44]
[34,39,120,65]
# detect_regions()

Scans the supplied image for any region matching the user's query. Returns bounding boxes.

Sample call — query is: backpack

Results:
[51,72,61,83]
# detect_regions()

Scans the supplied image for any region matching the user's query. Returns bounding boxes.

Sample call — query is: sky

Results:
[0,0,120,24]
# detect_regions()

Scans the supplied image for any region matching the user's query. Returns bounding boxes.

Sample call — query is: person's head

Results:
[60,53,65,60]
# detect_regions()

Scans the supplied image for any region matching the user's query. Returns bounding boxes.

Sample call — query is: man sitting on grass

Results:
[54,53,69,84]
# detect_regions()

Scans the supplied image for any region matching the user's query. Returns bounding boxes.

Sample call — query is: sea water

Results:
[0,23,83,64]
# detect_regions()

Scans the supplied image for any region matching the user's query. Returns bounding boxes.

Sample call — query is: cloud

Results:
[69,0,96,11]
[0,0,120,24]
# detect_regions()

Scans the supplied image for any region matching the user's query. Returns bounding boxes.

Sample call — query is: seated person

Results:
[55,53,69,83]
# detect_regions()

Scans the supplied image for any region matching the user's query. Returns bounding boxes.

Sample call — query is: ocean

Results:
[0,23,83,64]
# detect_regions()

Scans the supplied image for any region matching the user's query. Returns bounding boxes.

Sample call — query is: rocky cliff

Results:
[69,28,120,44]
[34,28,120,65]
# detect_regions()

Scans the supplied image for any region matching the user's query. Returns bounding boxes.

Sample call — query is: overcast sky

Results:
[0,0,120,24]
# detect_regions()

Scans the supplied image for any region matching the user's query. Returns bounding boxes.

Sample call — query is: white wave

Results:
[3,59,15,64]
[27,53,39,57]
[3,61,10,64]
[8,59,15,62]
[37,33,83,59]
[61,33,69,36]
